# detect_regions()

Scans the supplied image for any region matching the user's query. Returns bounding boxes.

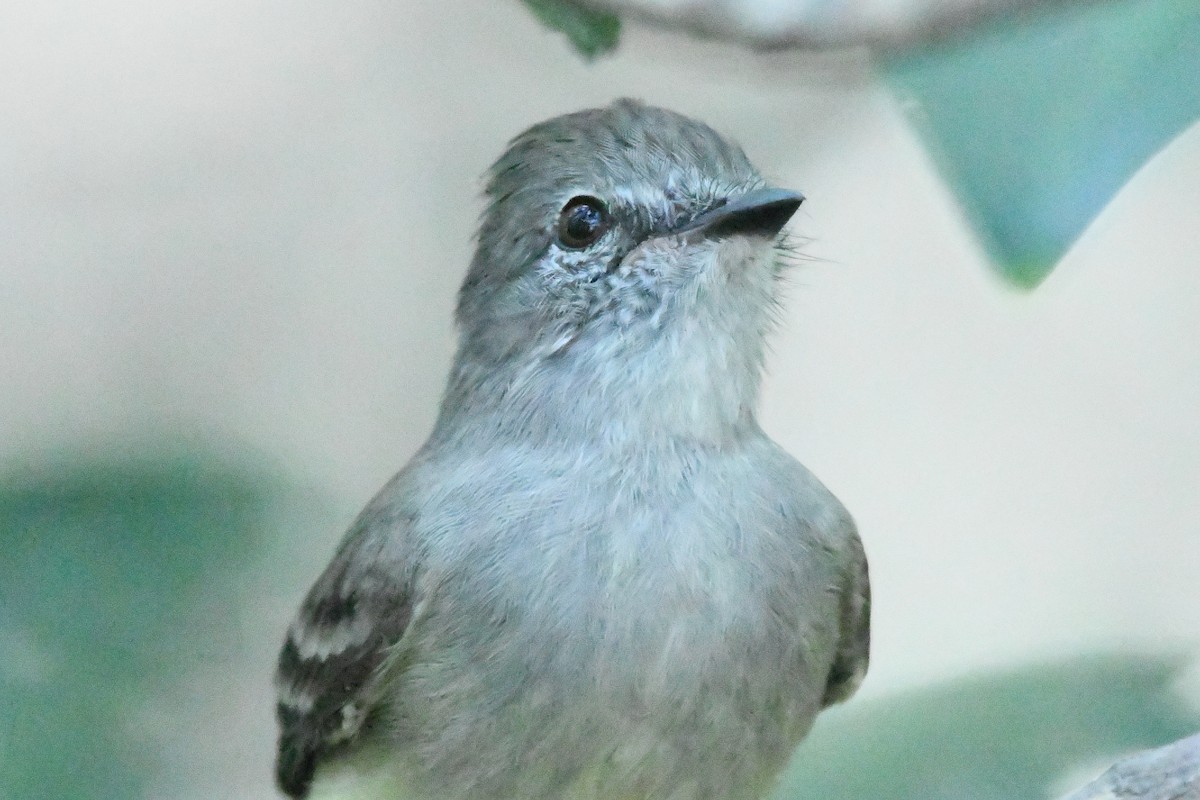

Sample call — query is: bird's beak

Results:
[673,187,804,240]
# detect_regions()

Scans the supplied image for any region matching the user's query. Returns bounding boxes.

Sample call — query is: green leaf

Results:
[775,653,1199,800]
[885,0,1200,288]
[522,0,621,59]
[0,452,277,800]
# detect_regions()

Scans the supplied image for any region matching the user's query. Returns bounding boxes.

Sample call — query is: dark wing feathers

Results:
[822,533,871,707]
[274,537,412,799]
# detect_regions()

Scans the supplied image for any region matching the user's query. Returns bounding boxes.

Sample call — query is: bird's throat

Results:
[435,320,766,450]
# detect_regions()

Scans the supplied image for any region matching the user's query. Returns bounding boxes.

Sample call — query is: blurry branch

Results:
[552,0,1108,52]
[1058,733,1200,800]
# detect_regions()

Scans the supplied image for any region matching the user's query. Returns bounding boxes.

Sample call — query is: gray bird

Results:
[274,99,869,800]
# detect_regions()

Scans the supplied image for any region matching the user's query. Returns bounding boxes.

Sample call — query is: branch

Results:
[1058,733,1200,800]
[571,0,1110,51]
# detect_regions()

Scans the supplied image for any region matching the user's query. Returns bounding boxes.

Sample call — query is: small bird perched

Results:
[274,99,869,800]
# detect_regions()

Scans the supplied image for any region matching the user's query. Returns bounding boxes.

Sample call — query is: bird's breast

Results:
[389,446,842,799]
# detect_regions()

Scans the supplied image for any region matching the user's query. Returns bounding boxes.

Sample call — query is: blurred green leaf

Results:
[885,0,1200,288]
[775,653,1199,800]
[0,452,276,800]
[522,0,622,59]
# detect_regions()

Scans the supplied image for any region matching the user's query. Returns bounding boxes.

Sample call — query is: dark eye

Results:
[556,196,610,249]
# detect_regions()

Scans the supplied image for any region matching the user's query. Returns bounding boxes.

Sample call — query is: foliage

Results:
[885,0,1200,287]
[776,654,1200,800]
[0,454,276,800]
[522,0,622,59]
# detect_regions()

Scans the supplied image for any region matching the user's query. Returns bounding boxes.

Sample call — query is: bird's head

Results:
[443,99,803,444]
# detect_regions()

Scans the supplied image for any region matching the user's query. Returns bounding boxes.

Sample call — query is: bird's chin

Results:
[711,233,783,274]
[668,236,784,300]
[633,229,781,281]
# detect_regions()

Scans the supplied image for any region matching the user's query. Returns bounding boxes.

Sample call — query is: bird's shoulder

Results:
[749,442,871,706]
[747,436,859,543]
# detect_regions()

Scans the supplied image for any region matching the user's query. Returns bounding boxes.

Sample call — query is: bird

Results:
[273,98,870,800]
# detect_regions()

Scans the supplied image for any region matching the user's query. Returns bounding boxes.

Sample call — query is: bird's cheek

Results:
[627,237,706,281]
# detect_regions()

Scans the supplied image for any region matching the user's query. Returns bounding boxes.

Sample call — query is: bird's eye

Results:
[556,196,610,249]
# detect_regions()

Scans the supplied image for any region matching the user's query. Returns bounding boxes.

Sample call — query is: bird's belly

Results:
[388,587,827,800]
[380,472,843,800]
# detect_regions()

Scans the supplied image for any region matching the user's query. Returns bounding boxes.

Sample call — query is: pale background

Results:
[2,1,1198,798]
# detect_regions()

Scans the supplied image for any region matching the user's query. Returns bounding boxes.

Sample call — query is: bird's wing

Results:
[274,522,414,799]
[821,530,870,707]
